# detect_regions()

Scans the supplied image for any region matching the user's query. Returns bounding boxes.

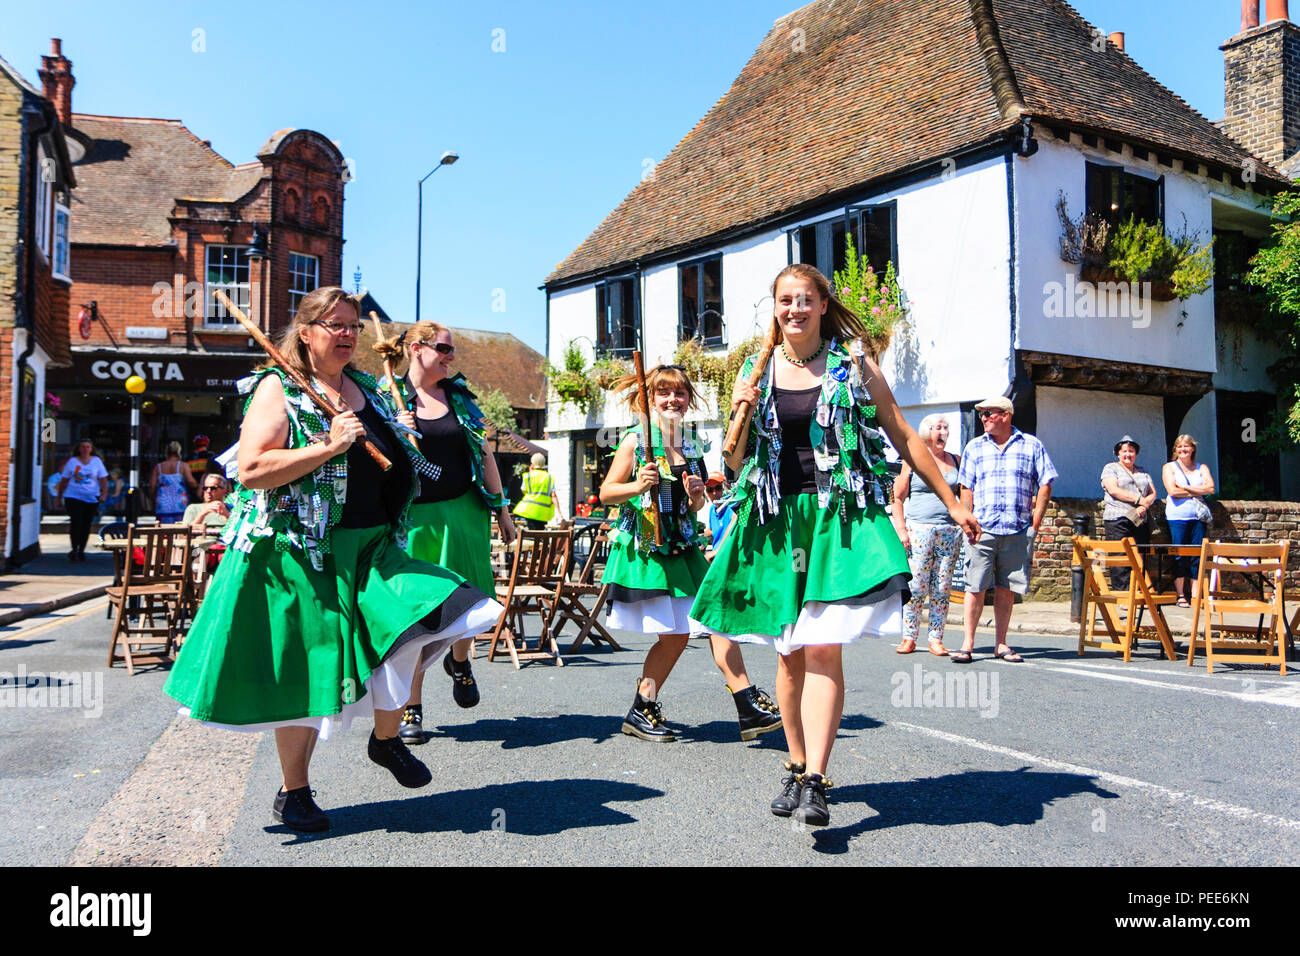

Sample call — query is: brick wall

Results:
[1030,497,1300,599]
[1222,20,1300,168]
[67,246,177,344]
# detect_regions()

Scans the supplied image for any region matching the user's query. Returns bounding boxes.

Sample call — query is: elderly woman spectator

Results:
[1100,435,1157,590]
[1163,434,1214,607]
[890,413,963,655]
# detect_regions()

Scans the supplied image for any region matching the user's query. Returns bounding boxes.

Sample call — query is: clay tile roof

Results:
[68,114,265,246]
[352,323,547,410]
[547,0,1288,286]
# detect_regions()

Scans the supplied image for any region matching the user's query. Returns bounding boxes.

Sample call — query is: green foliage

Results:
[1106,216,1213,300]
[547,340,603,415]
[832,236,906,346]
[673,333,763,419]
[475,386,517,435]
[590,356,631,389]
[1246,190,1300,444]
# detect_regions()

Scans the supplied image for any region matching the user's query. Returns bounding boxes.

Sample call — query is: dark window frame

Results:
[595,273,641,358]
[789,201,899,279]
[1085,161,1164,230]
[677,253,725,346]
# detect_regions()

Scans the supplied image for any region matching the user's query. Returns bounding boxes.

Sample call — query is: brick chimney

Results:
[1108,32,1125,51]
[37,38,74,126]
[1222,1,1300,169]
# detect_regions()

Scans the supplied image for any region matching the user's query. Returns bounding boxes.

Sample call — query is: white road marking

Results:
[1034,662,1300,707]
[0,599,108,639]
[890,721,1300,832]
[1061,658,1292,687]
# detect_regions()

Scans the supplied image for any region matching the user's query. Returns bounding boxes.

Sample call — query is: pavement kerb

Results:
[0,585,107,627]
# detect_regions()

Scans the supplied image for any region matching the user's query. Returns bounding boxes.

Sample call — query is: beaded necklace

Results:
[780,337,825,366]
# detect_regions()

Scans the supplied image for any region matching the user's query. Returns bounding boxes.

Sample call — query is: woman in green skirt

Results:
[600,365,782,743]
[691,265,979,826]
[164,288,501,834]
[379,320,517,743]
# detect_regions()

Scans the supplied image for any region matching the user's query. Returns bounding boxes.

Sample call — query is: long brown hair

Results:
[257,286,361,379]
[769,263,866,343]
[610,365,700,415]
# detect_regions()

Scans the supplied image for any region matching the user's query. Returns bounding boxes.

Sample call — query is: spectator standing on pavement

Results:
[1162,434,1214,607]
[55,438,108,561]
[891,413,962,656]
[150,441,196,524]
[513,452,565,529]
[953,396,1057,663]
[1100,435,1156,590]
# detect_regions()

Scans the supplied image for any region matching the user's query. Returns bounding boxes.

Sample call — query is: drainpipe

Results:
[9,102,52,568]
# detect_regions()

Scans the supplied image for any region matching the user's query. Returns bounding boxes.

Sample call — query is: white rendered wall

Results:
[1014,134,1217,371]
[1172,392,1219,489]
[1035,386,1166,499]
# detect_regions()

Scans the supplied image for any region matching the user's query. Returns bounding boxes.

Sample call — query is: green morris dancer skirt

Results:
[690,492,910,643]
[164,524,499,735]
[407,490,495,595]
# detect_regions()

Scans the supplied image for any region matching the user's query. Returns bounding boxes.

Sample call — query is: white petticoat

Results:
[606,595,712,637]
[177,596,503,739]
[713,593,903,656]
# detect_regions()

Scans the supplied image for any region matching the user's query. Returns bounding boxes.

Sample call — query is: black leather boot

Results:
[398,704,425,745]
[621,687,677,742]
[368,731,432,788]
[272,786,330,832]
[794,772,831,827]
[770,761,805,817]
[732,684,782,741]
[444,652,480,708]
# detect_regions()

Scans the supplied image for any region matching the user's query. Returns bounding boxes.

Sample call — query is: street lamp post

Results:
[415,151,459,322]
[124,375,146,523]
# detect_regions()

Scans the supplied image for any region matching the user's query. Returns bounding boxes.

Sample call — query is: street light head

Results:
[440,151,459,165]
[124,375,147,395]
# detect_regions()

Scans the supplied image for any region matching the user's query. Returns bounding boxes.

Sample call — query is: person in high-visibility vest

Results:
[514,453,564,529]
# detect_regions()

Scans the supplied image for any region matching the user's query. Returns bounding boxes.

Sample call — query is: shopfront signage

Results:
[92,359,184,382]
[56,351,258,394]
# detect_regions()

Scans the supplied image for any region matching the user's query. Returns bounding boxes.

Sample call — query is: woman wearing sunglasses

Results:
[381,321,517,744]
[165,288,501,833]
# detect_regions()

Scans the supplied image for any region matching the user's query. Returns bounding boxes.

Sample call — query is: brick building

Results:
[0,42,80,564]
[41,39,348,508]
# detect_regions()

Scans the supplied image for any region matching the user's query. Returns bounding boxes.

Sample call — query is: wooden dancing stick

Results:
[722,320,778,456]
[369,311,420,451]
[633,350,664,548]
[212,289,392,471]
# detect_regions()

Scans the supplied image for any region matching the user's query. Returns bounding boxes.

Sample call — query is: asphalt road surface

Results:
[2,597,1298,866]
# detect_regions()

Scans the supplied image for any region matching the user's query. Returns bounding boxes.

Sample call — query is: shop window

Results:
[679,255,724,345]
[289,253,319,321]
[205,245,251,326]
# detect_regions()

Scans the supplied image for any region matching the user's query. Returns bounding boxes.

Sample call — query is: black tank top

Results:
[339,396,413,529]
[413,412,474,504]
[774,384,820,497]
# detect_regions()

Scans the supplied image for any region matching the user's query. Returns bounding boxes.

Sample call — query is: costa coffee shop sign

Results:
[63,351,257,392]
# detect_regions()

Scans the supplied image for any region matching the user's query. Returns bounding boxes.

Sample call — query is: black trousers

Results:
[1104,516,1150,590]
[66,498,99,554]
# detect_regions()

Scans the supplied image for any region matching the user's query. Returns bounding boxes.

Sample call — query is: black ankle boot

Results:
[368,731,432,788]
[272,786,330,832]
[398,704,425,745]
[621,688,677,742]
[444,652,480,708]
[732,684,782,741]
[770,761,805,817]
[794,772,831,827]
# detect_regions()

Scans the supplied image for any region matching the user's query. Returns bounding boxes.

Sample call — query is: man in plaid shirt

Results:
[951,396,1057,663]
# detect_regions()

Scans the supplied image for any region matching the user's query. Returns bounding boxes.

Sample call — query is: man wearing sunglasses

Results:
[182,474,231,542]
[951,396,1057,663]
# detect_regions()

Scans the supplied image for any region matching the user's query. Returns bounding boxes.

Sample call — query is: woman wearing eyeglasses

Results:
[165,287,501,834]
[600,365,782,744]
[691,264,979,826]
[377,320,517,744]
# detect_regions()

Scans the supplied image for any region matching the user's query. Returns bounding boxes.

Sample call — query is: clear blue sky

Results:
[4,0,1255,353]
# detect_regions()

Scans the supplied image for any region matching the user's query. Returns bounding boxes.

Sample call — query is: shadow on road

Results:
[807,766,1118,854]
[269,777,664,840]
[430,713,619,748]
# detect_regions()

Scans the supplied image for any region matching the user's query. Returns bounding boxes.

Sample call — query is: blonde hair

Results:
[769,263,866,344]
[1172,434,1198,461]
[530,452,547,468]
[918,413,948,443]
[258,286,361,379]
[165,440,183,458]
[609,365,701,415]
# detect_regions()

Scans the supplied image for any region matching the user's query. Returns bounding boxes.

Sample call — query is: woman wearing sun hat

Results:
[1100,435,1156,590]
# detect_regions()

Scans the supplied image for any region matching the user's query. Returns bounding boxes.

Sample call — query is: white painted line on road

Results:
[1,598,108,639]
[890,721,1300,832]
[1062,658,1293,688]
[1035,662,1300,708]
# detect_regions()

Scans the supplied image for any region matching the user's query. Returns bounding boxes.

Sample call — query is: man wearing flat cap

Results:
[952,396,1057,662]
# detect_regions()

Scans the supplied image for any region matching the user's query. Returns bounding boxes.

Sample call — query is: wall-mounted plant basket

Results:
[1079,264,1176,301]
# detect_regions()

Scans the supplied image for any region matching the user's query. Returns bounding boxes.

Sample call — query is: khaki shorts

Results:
[964,529,1033,595]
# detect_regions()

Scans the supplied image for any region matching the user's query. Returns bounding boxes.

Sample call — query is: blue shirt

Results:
[958,429,1057,535]
[708,500,737,546]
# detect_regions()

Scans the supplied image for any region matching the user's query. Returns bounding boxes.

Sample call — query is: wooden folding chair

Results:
[486,528,570,667]
[105,525,193,674]
[1075,536,1138,658]
[1120,539,1180,661]
[1188,540,1290,674]
[552,523,621,654]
